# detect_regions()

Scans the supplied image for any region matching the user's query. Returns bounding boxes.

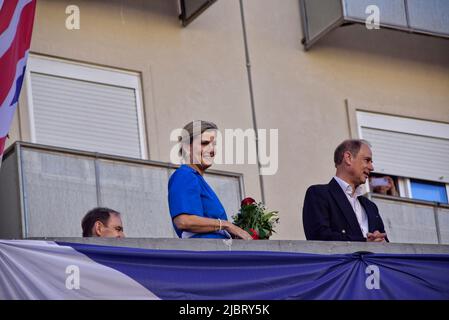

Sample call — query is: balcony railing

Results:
[371,193,449,244]
[300,0,449,49]
[179,0,218,26]
[1,142,448,244]
[0,142,243,239]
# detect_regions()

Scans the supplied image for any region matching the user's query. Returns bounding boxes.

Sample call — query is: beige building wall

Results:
[7,0,449,240]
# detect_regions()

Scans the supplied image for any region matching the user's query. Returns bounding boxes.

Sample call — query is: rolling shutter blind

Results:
[361,127,449,183]
[30,72,142,159]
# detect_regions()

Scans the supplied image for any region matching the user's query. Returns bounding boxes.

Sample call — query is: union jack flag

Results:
[0,0,36,162]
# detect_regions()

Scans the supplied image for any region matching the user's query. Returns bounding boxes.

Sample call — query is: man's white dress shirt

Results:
[333,176,369,238]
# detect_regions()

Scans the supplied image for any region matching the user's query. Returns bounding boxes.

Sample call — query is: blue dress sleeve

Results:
[168,169,204,219]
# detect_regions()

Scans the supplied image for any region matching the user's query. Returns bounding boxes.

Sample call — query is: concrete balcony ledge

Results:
[30,237,449,255]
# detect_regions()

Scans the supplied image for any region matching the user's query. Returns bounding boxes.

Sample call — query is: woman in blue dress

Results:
[168,120,252,240]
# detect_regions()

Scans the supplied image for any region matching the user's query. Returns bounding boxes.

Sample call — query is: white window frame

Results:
[25,54,148,160]
[357,111,449,201]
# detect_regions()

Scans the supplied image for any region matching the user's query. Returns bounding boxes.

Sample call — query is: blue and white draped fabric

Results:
[0,0,36,158]
[0,240,158,299]
[1,240,449,300]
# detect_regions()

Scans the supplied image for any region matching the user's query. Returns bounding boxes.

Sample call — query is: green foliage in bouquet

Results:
[232,197,279,239]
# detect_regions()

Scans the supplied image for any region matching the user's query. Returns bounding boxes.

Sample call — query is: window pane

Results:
[410,180,448,203]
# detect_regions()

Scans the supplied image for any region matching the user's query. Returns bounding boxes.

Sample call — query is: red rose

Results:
[248,228,259,240]
[241,197,256,207]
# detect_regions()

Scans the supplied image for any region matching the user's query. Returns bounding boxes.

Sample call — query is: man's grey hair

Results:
[334,139,371,167]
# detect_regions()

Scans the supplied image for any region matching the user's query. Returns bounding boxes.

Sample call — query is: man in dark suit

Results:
[302,139,388,242]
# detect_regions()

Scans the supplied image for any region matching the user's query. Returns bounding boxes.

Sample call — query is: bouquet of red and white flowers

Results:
[232,197,279,240]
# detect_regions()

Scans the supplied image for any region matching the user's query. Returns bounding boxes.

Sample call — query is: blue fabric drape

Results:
[62,242,449,300]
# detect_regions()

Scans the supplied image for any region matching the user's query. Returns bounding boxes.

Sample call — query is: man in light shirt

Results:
[302,139,388,242]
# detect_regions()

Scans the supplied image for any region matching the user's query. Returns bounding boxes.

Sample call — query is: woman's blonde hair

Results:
[178,120,218,157]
